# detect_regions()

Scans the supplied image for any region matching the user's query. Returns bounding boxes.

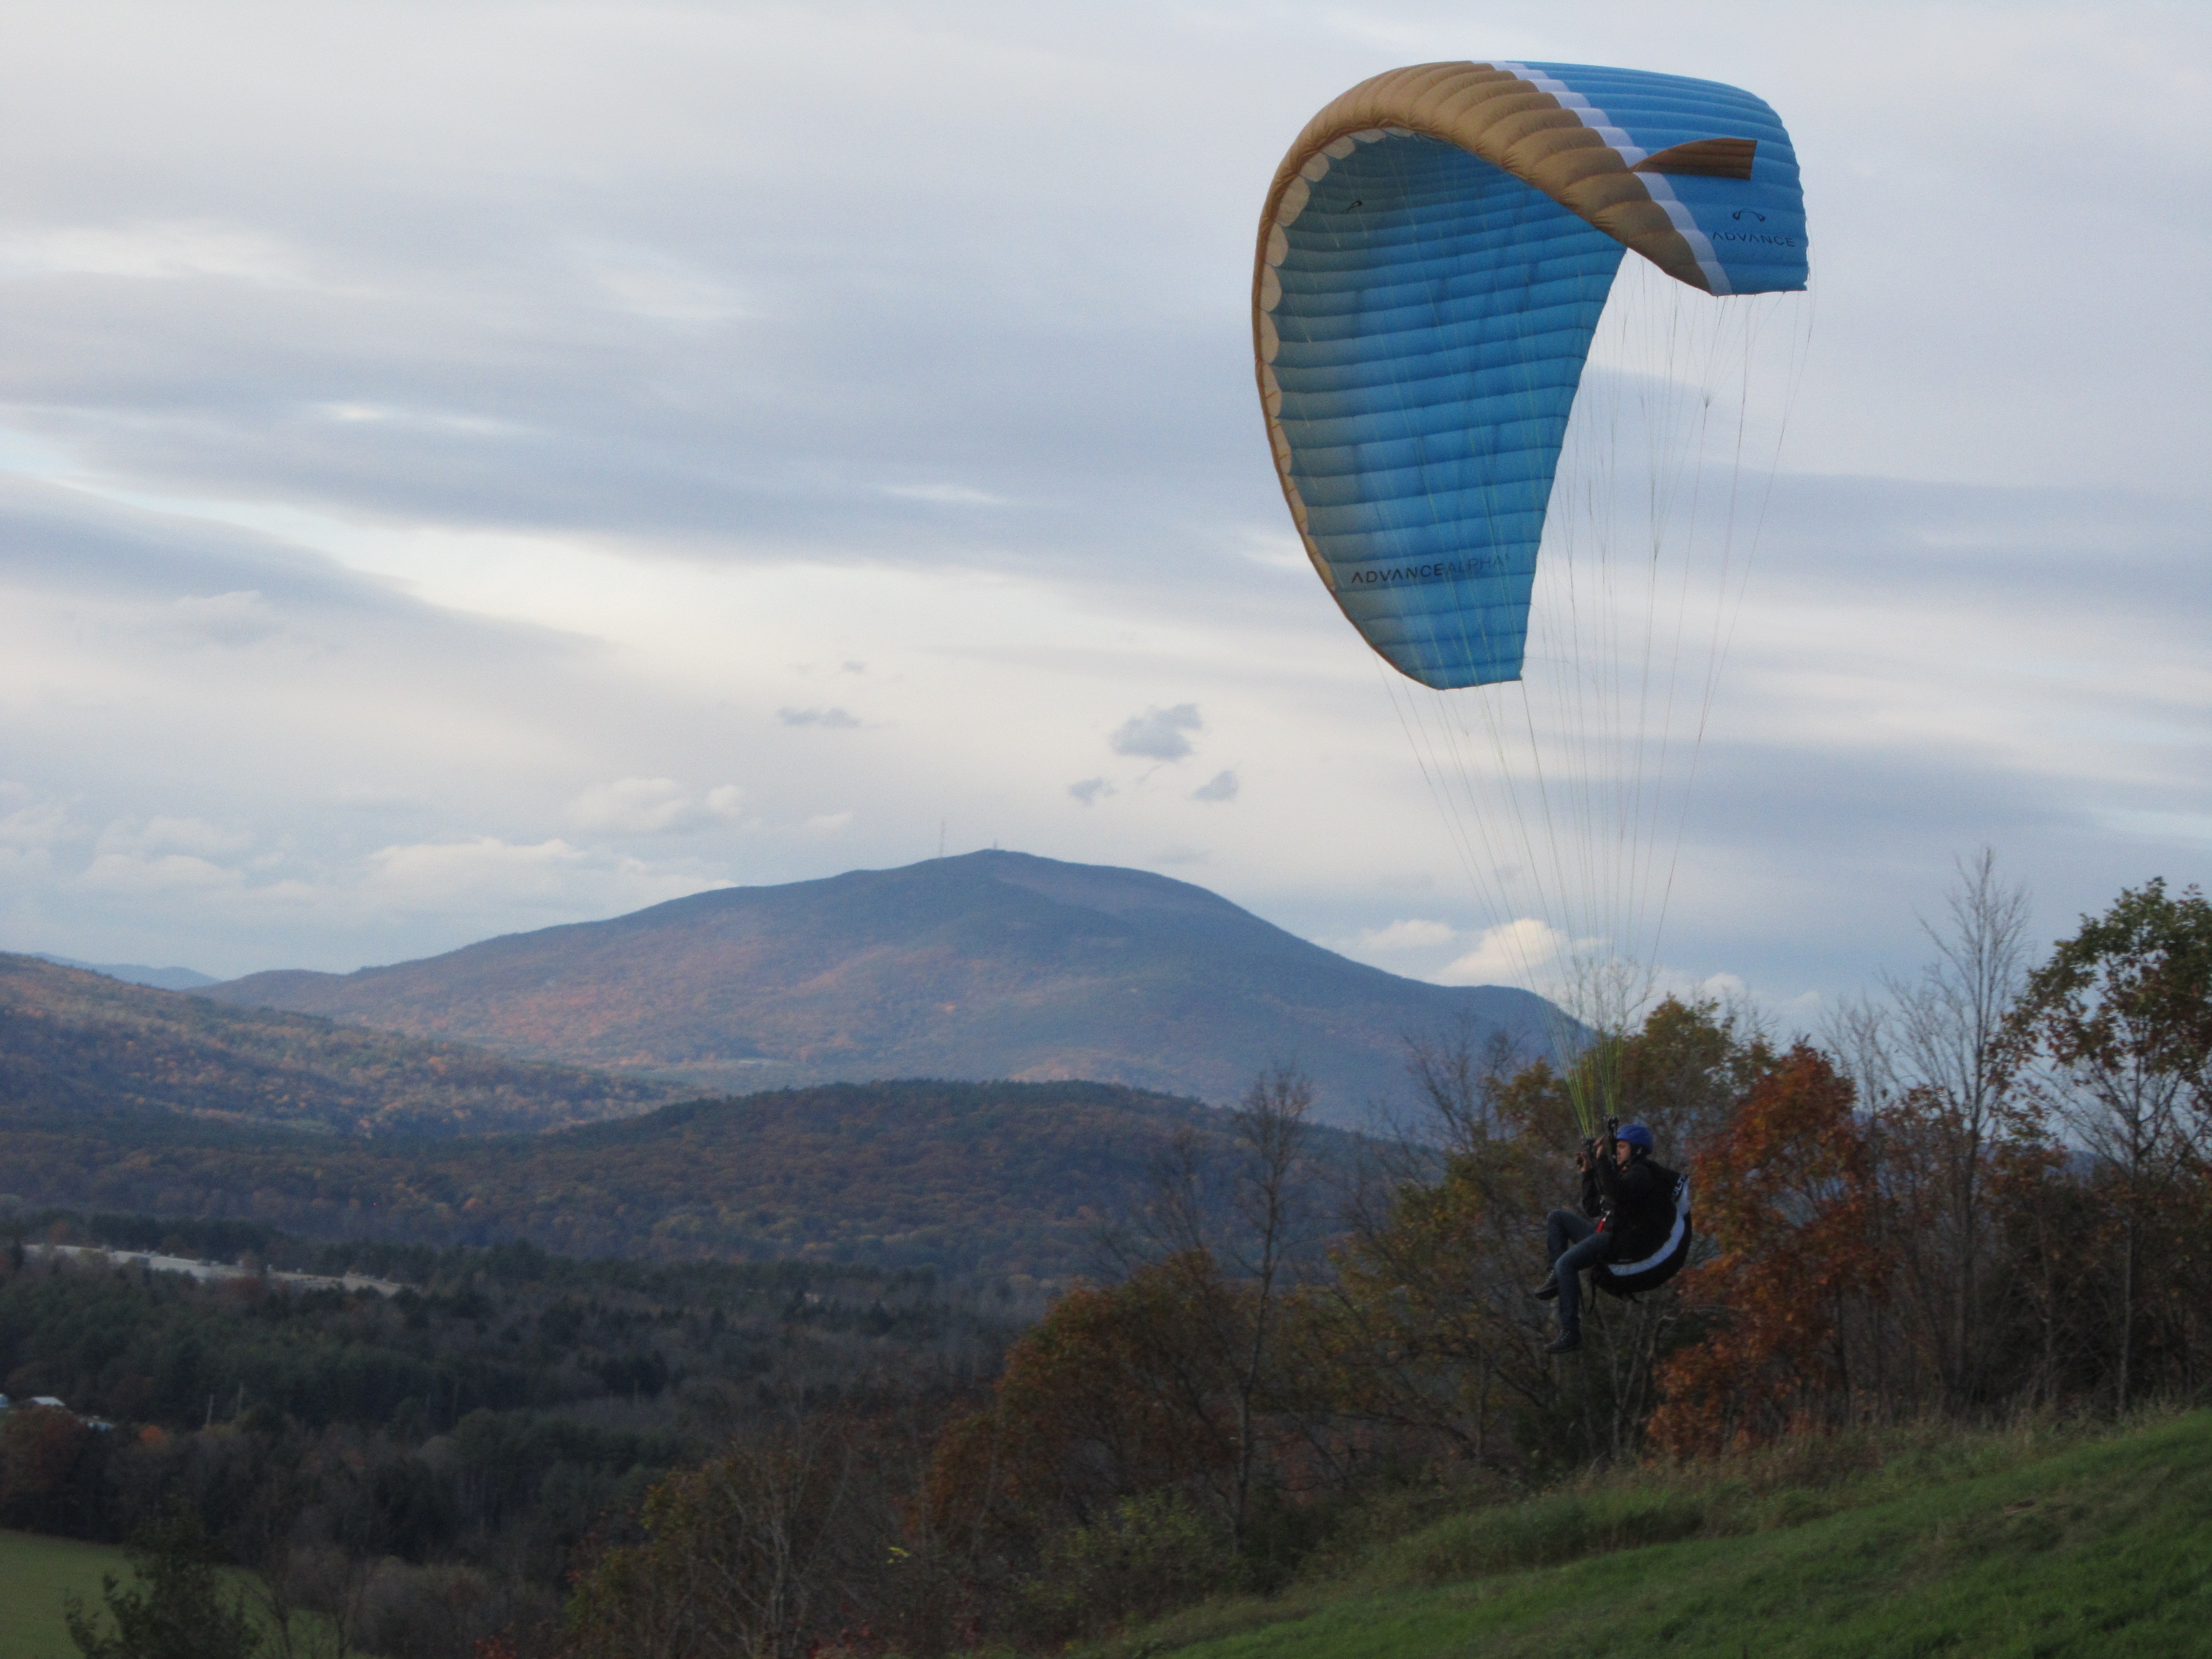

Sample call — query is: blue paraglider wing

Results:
[1256,61,1807,690]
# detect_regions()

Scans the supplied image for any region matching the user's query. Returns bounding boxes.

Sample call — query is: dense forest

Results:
[0,953,681,1137]
[16,867,2212,1659]
[0,1081,1365,1287]
[1,1225,1017,1656]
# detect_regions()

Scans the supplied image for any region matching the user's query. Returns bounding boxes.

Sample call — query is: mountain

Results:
[0,951,683,1136]
[0,1079,1361,1284]
[30,951,217,990]
[198,850,1558,1122]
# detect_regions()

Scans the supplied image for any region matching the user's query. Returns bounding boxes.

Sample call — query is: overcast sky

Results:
[2,0,2205,1021]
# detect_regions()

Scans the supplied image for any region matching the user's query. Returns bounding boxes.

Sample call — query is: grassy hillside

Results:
[199,850,1556,1119]
[0,1080,1355,1284]
[0,952,681,1137]
[0,1529,355,1659]
[0,1529,131,1659]
[1104,1409,2212,1659]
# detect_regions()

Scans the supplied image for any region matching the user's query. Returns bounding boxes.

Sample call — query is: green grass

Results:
[0,1530,357,1659]
[1091,1408,2212,1659]
[0,1530,134,1659]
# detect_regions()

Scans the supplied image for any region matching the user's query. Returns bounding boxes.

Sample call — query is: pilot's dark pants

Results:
[1545,1209,1610,1337]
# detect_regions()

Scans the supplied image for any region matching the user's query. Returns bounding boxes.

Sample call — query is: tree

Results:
[1320,1023,1550,1464]
[67,1502,264,1659]
[1650,1046,1885,1455]
[1323,999,1771,1467]
[923,1257,1239,1548]
[563,1412,881,1659]
[1116,1064,1322,1548]
[1827,849,2034,1410]
[0,1403,91,1528]
[1887,849,2033,1403]
[2002,878,2212,1409]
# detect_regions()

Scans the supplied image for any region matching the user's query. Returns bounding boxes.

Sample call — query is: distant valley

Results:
[198,850,1554,1122]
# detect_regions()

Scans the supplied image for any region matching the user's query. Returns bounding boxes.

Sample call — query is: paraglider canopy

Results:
[1254,61,1808,690]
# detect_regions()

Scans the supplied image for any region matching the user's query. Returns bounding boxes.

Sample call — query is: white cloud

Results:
[165,590,282,647]
[97,816,253,858]
[0,221,308,285]
[360,836,717,916]
[880,483,1007,506]
[1437,919,1580,987]
[79,851,243,896]
[363,837,587,906]
[803,812,854,835]
[1111,704,1203,762]
[564,777,744,836]
[576,245,747,324]
[1352,918,1458,953]
[327,781,418,809]
[0,800,75,851]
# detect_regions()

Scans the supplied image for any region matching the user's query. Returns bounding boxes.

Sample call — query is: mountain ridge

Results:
[0,1078,1358,1283]
[199,850,1557,1121]
[28,951,217,990]
[0,950,683,1136]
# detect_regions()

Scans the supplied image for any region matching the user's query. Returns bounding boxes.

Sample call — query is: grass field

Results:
[0,1530,134,1659]
[0,1530,355,1659]
[1094,1407,2212,1659]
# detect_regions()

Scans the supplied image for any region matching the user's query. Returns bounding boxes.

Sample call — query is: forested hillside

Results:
[199,851,1557,1118]
[0,1079,1355,1285]
[0,1222,1013,1658]
[0,952,681,1136]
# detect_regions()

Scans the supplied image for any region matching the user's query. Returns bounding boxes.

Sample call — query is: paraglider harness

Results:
[1585,1118,1693,1299]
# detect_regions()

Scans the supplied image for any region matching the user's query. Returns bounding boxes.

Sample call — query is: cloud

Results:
[79,850,245,896]
[1068,778,1114,806]
[0,221,308,285]
[1191,769,1238,804]
[327,781,418,810]
[97,816,253,858]
[880,483,1007,507]
[360,837,717,917]
[362,837,593,907]
[1110,704,1202,762]
[564,777,744,836]
[1352,918,1458,953]
[803,811,854,835]
[574,244,747,324]
[1437,919,1579,987]
[0,799,75,851]
[778,707,861,729]
[165,589,283,647]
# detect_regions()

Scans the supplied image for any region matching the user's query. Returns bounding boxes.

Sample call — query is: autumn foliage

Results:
[1649,1046,1884,1455]
[924,1254,1241,1548]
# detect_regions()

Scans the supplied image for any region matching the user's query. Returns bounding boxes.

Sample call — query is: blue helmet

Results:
[1615,1122,1655,1154]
